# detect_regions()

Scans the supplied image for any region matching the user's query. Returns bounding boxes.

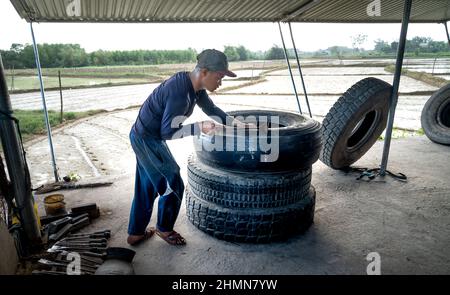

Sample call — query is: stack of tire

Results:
[186,110,322,243]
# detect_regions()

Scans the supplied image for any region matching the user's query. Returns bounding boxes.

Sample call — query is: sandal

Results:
[155,230,186,246]
[127,227,156,246]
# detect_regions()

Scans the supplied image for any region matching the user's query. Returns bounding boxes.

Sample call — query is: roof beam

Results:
[279,0,321,22]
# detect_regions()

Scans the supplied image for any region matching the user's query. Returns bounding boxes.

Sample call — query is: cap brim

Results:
[218,70,237,78]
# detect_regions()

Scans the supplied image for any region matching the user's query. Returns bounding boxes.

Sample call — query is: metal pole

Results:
[11,65,14,92]
[444,22,450,47]
[379,0,412,176]
[278,22,302,114]
[30,22,59,182]
[0,54,41,242]
[288,22,312,118]
[58,70,63,123]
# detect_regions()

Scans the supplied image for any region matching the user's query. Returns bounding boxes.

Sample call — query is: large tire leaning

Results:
[186,186,316,243]
[187,154,311,209]
[193,110,322,172]
[320,77,392,169]
[421,83,450,145]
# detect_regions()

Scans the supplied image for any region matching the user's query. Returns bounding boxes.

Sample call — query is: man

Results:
[127,49,242,246]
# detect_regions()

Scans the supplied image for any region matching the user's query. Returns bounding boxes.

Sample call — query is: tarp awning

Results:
[10,0,450,23]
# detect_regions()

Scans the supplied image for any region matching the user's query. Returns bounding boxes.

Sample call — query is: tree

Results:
[224,46,240,61]
[351,34,368,52]
[236,46,249,61]
[374,39,391,54]
[266,45,285,60]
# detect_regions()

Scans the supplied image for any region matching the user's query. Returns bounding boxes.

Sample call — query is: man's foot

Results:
[155,229,186,246]
[127,227,156,246]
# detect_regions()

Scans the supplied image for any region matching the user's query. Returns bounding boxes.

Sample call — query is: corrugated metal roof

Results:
[10,0,450,23]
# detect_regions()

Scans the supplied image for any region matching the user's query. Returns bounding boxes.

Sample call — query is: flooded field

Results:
[12,58,448,185]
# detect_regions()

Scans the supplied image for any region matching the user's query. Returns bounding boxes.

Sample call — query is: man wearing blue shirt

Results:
[127,49,238,246]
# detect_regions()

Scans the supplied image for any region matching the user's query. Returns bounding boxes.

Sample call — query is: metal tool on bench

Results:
[67,229,111,239]
[48,244,108,253]
[40,202,101,225]
[60,237,108,243]
[55,240,108,248]
[48,215,91,242]
[46,249,103,267]
[37,259,96,274]
[47,245,134,262]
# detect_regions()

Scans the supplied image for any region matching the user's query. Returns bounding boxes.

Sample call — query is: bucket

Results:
[44,194,67,216]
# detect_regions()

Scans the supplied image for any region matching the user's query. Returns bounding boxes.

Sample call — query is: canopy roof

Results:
[10,0,450,23]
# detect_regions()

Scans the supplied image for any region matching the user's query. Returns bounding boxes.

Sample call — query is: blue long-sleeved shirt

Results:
[132,72,229,140]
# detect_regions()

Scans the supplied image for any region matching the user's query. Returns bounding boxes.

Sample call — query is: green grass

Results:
[13,109,105,141]
[378,128,424,140]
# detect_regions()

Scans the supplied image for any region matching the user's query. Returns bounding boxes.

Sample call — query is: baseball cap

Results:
[196,49,237,77]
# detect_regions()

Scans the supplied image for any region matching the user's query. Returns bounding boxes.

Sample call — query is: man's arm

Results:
[160,93,191,140]
[196,90,234,125]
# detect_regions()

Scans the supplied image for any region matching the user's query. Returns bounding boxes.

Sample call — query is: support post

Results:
[30,22,59,182]
[0,54,41,242]
[444,22,450,46]
[379,0,412,176]
[278,22,302,114]
[58,70,63,123]
[288,22,312,118]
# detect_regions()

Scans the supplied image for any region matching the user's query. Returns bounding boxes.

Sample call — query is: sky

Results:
[1,1,449,53]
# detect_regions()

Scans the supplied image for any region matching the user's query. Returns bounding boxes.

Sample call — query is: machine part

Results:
[40,212,89,225]
[48,246,135,262]
[48,223,72,242]
[49,245,107,253]
[70,213,89,224]
[68,216,90,233]
[320,77,392,169]
[48,216,72,235]
[56,241,107,248]
[61,237,107,243]
[194,110,322,172]
[68,230,111,239]
[37,259,95,275]
[421,83,450,145]
[186,186,315,243]
[70,203,100,219]
[187,154,311,209]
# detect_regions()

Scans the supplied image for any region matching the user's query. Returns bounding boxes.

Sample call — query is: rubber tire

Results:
[421,83,450,145]
[194,110,322,172]
[187,154,311,209]
[320,77,392,169]
[186,186,316,243]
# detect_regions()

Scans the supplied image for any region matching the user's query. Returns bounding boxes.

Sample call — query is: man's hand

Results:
[232,119,257,129]
[199,121,216,135]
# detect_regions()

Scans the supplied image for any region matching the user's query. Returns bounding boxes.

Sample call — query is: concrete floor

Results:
[21,58,450,274]
[38,135,450,275]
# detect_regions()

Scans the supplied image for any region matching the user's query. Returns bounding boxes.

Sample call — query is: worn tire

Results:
[421,83,450,145]
[320,77,392,169]
[187,154,311,209]
[186,186,316,243]
[194,110,322,172]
